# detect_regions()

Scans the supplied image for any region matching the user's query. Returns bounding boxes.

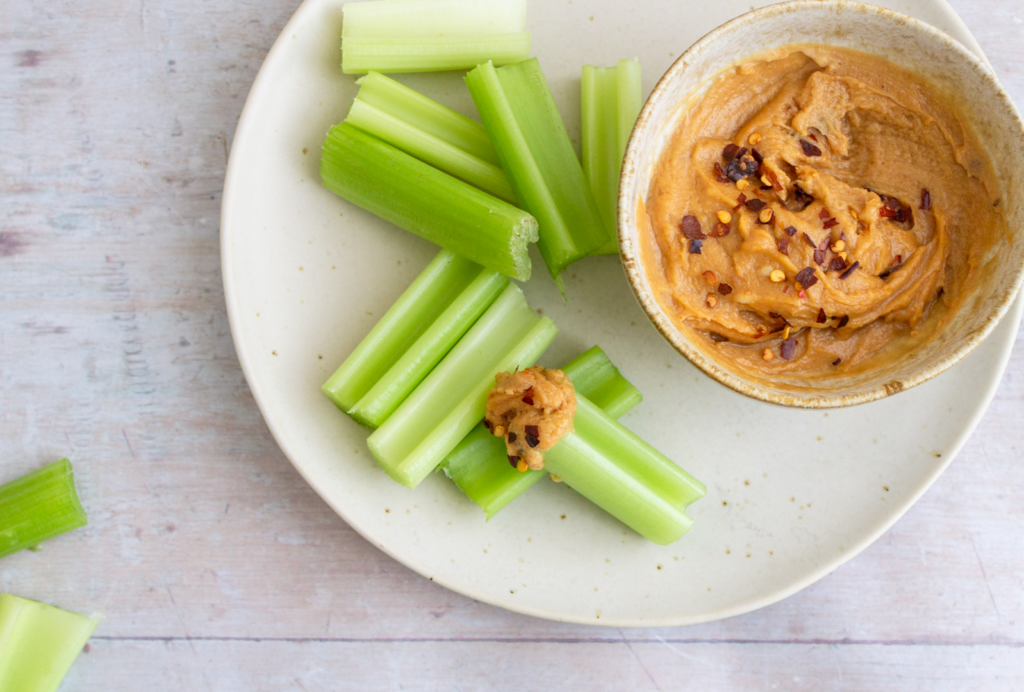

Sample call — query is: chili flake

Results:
[795,267,818,289]
[800,139,823,157]
[839,261,860,280]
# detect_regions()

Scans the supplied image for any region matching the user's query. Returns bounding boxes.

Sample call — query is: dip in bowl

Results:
[619,0,1024,408]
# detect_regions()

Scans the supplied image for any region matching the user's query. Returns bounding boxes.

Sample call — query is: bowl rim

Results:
[617,0,1024,409]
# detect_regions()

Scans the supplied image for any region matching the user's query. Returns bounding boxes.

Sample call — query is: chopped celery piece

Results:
[323,250,484,413]
[466,59,612,289]
[0,459,87,559]
[0,593,98,692]
[342,0,530,74]
[544,397,706,545]
[321,123,538,281]
[347,73,516,203]
[349,267,509,428]
[368,283,557,488]
[441,346,642,518]
[582,58,643,255]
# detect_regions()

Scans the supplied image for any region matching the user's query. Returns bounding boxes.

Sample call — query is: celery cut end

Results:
[0,459,87,560]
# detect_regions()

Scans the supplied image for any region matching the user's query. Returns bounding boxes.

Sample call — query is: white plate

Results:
[222,0,1022,626]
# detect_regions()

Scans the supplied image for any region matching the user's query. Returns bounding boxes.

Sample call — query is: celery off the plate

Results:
[466,59,612,289]
[346,72,516,203]
[0,593,98,692]
[368,283,557,488]
[342,0,531,75]
[441,346,643,519]
[324,249,509,428]
[320,122,538,281]
[582,58,643,255]
[0,459,87,559]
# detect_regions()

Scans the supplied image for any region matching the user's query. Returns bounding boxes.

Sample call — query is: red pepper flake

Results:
[814,237,830,266]
[829,257,847,272]
[714,162,728,183]
[765,169,784,192]
[782,284,791,294]
[780,338,798,361]
[802,232,816,248]
[709,222,731,238]
[795,267,818,289]
[895,254,903,265]
[522,395,534,406]
[784,225,797,237]
[723,143,741,161]
[745,198,767,213]
[798,290,806,299]
[681,215,706,240]
[879,206,898,219]
[689,239,703,254]
[819,208,831,221]
[718,283,733,296]
[751,148,764,165]
[800,139,823,157]
[733,193,747,212]
[837,315,850,328]
[816,308,827,323]
[777,236,790,256]
[832,358,842,366]
[921,189,931,210]
[839,261,860,280]
[525,425,539,438]
[809,133,818,142]
[823,218,840,229]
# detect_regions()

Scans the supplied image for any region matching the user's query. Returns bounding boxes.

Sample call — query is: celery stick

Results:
[323,250,483,413]
[0,459,87,559]
[441,346,642,518]
[582,59,642,255]
[368,283,557,488]
[347,75,516,203]
[466,59,612,289]
[320,122,538,281]
[544,397,706,545]
[349,267,509,428]
[0,594,98,692]
[342,0,530,74]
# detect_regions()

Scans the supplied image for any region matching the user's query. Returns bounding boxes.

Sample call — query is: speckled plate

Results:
[221,0,1022,626]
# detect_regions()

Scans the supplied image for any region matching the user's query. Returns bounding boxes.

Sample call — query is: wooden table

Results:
[2,0,1022,689]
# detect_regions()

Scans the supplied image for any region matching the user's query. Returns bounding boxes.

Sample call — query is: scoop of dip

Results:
[643,46,1005,380]
[485,366,576,472]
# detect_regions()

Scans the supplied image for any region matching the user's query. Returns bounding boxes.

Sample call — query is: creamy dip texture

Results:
[643,46,1005,380]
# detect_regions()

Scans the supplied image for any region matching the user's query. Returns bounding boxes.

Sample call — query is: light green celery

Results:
[341,0,530,74]
[466,59,612,289]
[347,74,515,202]
[582,59,643,255]
[320,123,537,280]
[323,250,483,413]
[0,593,98,692]
[544,397,706,545]
[368,284,557,488]
[441,346,642,519]
[348,267,509,428]
[0,459,87,559]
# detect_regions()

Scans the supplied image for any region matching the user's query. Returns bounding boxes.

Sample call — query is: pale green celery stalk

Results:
[441,346,642,519]
[466,59,612,290]
[368,283,557,488]
[348,268,509,428]
[0,459,87,559]
[544,397,706,545]
[347,73,515,203]
[323,250,483,413]
[0,593,98,692]
[582,58,643,255]
[320,123,538,280]
[341,0,530,74]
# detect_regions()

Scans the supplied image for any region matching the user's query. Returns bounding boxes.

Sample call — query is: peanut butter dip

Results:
[485,366,576,471]
[644,46,1005,379]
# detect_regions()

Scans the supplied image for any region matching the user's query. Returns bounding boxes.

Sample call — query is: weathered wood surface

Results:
[1,0,1022,689]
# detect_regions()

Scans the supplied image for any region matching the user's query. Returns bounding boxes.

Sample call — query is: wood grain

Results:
[1,0,1022,689]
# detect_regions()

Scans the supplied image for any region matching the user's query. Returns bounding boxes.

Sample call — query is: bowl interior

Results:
[618,0,1024,408]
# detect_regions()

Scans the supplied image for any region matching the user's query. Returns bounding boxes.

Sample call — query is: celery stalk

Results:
[466,59,612,289]
[348,266,509,428]
[368,283,557,488]
[441,346,643,518]
[0,459,87,559]
[320,123,538,281]
[323,250,484,414]
[544,397,706,545]
[0,594,98,692]
[347,74,516,203]
[342,0,530,74]
[582,59,643,255]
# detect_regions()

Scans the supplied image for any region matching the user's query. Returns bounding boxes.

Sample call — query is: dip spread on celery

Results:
[485,366,576,471]
[643,45,1005,378]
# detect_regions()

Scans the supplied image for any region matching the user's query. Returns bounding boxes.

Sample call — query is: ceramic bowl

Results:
[618,0,1024,408]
